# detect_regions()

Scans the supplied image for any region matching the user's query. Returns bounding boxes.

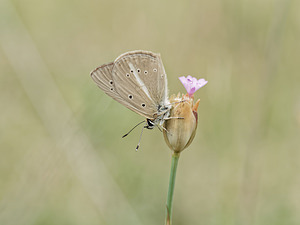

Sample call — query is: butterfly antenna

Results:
[136,125,145,151]
[122,120,145,138]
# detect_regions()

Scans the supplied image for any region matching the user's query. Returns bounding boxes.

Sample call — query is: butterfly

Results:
[90,50,172,149]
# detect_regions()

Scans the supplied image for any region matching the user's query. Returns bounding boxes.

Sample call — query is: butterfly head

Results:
[148,102,172,128]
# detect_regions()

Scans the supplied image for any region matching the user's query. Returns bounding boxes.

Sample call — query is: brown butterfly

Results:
[90,50,172,149]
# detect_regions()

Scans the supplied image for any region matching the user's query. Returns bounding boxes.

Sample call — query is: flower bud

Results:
[163,93,200,153]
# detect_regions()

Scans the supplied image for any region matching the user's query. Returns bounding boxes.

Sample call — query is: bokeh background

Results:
[1,0,300,224]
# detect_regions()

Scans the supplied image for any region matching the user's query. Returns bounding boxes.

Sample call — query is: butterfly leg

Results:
[164,117,184,120]
[157,124,172,135]
[155,125,163,132]
[166,100,187,107]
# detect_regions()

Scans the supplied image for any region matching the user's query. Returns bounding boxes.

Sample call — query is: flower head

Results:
[179,76,208,96]
[163,93,200,153]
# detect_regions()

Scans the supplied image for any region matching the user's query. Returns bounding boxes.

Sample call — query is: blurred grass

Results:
[1,0,300,224]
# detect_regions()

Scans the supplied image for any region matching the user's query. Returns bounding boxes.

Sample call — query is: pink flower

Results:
[179,76,208,96]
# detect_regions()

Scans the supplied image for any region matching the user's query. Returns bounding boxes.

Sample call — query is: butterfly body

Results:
[90,50,171,130]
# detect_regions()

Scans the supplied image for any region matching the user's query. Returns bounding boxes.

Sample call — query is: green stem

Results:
[165,152,180,225]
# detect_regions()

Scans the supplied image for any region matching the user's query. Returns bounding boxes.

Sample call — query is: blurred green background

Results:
[1,0,299,224]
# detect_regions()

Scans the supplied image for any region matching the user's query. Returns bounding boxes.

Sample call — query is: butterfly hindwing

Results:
[112,50,168,119]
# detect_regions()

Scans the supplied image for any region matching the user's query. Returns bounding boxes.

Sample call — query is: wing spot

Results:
[130,70,134,73]
[144,70,148,74]
[137,69,140,73]
[109,80,113,85]
[153,68,157,72]
[128,94,133,99]
[161,74,164,78]
[141,103,146,107]
[110,87,114,91]
[126,73,130,77]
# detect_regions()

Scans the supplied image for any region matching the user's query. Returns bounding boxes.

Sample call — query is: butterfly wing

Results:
[112,50,169,119]
[90,62,124,101]
[90,61,153,118]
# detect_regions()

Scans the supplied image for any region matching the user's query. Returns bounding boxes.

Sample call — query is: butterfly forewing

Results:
[112,51,168,119]
[90,61,151,118]
[90,62,124,102]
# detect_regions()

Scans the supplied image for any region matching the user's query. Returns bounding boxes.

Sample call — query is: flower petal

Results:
[179,76,207,95]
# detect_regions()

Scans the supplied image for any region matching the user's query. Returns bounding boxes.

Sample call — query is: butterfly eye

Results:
[128,94,133,99]
[141,103,146,107]
[153,68,157,72]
